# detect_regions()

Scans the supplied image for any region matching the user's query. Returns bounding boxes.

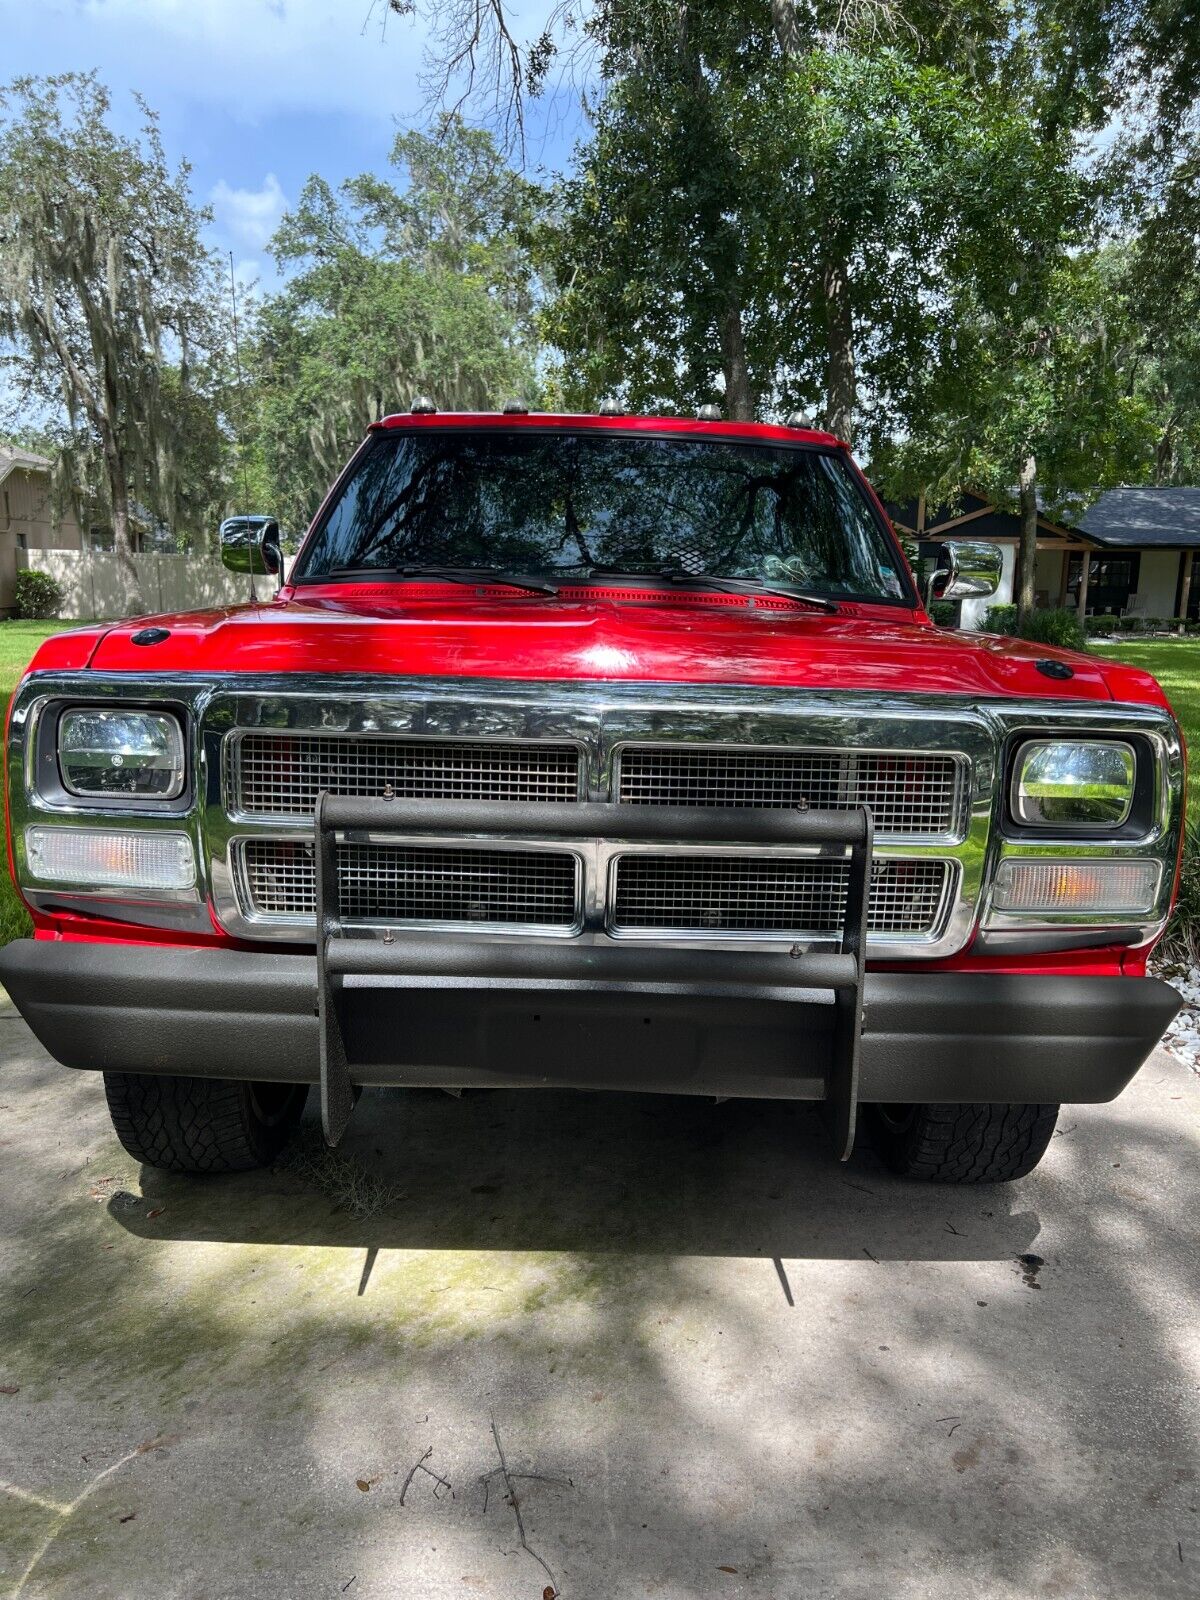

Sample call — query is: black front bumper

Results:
[0,934,1179,1109]
[2,796,1180,1156]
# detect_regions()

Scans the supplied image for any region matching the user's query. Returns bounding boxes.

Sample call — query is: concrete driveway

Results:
[1,994,1197,1600]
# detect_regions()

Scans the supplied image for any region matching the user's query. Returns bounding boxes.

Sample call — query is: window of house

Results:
[1066,552,1140,615]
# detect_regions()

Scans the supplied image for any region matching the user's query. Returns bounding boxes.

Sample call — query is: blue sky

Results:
[1,0,586,291]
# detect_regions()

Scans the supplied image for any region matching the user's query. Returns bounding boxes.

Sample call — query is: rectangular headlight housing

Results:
[58,709,185,801]
[25,826,196,892]
[1012,739,1135,829]
[993,858,1161,916]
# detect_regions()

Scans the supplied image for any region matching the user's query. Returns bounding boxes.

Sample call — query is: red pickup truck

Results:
[0,410,1184,1183]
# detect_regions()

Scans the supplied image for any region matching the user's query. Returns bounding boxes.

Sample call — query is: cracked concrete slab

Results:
[1,994,1197,1599]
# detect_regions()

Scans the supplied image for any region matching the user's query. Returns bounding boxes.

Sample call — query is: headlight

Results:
[1011,739,1135,828]
[58,709,185,800]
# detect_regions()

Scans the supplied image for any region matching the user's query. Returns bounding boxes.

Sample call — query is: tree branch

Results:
[26,298,103,427]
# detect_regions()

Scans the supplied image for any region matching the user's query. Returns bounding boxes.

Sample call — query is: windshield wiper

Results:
[302,564,559,596]
[581,567,839,614]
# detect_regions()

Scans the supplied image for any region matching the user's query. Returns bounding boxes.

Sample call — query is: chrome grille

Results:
[617,747,961,837]
[234,735,581,816]
[610,855,950,938]
[240,839,579,928]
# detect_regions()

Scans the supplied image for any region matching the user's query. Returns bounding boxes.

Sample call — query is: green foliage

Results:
[928,600,958,628]
[250,116,538,532]
[1161,824,1200,968]
[538,28,1074,438]
[878,251,1156,516]
[12,568,64,620]
[1085,613,1121,636]
[1014,607,1088,651]
[980,603,1087,650]
[981,604,1018,635]
[1115,160,1200,485]
[1091,613,1186,637]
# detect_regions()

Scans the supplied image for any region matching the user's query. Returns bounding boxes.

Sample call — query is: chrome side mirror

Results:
[927,540,1003,604]
[220,515,282,579]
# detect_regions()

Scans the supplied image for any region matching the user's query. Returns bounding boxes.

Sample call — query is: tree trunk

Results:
[103,435,147,617]
[821,248,855,443]
[1156,419,1176,485]
[769,0,803,55]
[1016,454,1038,626]
[721,295,756,420]
[1075,549,1090,621]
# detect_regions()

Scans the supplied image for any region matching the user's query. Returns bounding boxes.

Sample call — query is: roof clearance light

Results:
[25,827,196,892]
[992,858,1161,916]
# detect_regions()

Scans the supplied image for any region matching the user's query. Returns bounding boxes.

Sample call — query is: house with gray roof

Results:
[888,485,1200,625]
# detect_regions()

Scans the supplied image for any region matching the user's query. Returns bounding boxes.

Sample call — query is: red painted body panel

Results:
[369,410,846,449]
[26,623,111,672]
[76,592,1121,700]
[10,415,1179,973]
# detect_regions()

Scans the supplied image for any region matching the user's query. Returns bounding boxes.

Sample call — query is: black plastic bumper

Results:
[0,936,1179,1110]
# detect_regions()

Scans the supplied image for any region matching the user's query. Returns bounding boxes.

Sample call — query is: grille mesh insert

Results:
[618,747,961,837]
[235,735,581,816]
[241,839,578,927]
[611,855,949,937]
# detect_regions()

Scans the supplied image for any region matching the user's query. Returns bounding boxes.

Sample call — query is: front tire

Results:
[866,1101,1058,1183]
[103,1073,308,1173]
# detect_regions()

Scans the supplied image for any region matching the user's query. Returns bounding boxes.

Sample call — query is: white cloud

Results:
[210,173,288,251]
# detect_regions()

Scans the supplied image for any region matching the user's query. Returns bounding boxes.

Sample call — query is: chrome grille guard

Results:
[313,793,874,1157]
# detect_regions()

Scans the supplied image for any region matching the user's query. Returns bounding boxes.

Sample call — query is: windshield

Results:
[297,429,911,603]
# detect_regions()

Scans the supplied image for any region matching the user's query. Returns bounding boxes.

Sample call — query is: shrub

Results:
[928,600,957,628]
[1015,607,1088,651]
[978,604,1086,651]
[13,568,64,620]
[981,603,1017,635]
[1160,825,1200,971]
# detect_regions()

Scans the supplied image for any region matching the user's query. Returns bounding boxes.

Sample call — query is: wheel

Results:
[103,1073,308,1173]
[865,1101,1059,1183]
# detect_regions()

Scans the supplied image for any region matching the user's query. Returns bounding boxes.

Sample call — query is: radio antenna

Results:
[228,251,257,604]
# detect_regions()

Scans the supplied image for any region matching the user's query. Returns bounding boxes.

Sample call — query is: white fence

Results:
[17,549,264,620]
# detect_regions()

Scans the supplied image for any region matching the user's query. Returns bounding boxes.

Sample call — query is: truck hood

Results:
[78,588,1130,703]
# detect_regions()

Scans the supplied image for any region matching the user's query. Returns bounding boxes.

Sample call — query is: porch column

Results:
[1076,553,1090,619]
[1178,549,1194,622]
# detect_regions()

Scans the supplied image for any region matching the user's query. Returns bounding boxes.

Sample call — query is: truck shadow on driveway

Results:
[111,1086,1044,1262]
[5,1043,1197,1599]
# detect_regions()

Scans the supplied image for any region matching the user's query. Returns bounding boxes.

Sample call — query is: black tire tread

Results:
[869,1101,1059,1183]
[103,1073,299,1173]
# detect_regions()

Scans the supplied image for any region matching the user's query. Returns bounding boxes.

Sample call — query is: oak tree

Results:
[0,74,225,611]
